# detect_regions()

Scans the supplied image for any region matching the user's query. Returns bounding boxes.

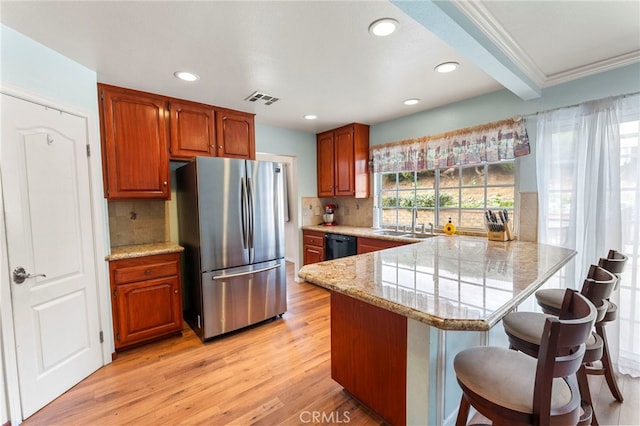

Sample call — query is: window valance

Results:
[370,118,530,173]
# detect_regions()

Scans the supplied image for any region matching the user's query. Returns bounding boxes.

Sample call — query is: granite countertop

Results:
[298,235,576,331]
[106,242,184,261]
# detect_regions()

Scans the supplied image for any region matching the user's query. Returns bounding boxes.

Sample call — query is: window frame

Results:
[374,160,518,232]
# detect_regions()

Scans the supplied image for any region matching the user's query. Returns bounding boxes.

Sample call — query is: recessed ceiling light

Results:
[304,115,318,120]
[403,99,420,106]
[174,71,199,82]
[368,18,398,37]
[434,62,459,73]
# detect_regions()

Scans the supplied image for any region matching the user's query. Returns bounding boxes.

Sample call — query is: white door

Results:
[1,94,102,419]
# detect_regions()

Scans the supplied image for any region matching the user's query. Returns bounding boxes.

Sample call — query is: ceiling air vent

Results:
[244,91,279,106]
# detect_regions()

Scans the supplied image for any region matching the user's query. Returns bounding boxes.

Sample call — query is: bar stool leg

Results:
[596,324,624,402]
[455,396,470,426]
[577,365,598,426]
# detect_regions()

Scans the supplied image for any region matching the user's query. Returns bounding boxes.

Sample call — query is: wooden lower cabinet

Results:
[303,230,325,265]
[357,237,409,254]
[331,291,407,425]
[109,252,183,350]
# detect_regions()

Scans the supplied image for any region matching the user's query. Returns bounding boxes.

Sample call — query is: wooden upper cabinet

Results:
[317,131,335,197]
[334,126,356,196]
[99,84,170,199]
[216,109,255,160]
[169,100,215,160]
[316,123,370,198]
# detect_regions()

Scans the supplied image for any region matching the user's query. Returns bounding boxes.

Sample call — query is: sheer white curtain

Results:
[537,94,640,377]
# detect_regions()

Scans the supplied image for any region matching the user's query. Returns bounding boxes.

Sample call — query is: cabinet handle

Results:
[163,181,167,186]
[219,145,223,149]
[174,290,179,294]
[308,249,320,254]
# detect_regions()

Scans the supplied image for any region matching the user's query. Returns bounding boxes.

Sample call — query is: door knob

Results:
[12,266,46,284]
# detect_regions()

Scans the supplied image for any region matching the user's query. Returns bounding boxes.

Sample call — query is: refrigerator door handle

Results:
[247,177,255,252]
[211,263,280,280]
[240,177,249,249]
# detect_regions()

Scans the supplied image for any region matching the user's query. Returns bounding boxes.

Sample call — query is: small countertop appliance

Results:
[323,204,336,226]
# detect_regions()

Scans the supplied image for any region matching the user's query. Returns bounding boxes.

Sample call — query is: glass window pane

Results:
[416,170,435,188]
[461,188,485,208]
[381,209,398,224]
[487,162,515,185]
[380,191,399,207]
[487,187,515,209]
[416,209,435,226]
[439,190,459,208]
[461,165,485,187]
[460,210,485,228]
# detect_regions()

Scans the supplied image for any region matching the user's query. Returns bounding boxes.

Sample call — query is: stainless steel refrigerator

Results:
[176,157,286,340]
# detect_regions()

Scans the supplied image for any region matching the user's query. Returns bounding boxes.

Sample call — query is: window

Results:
[537,93,640,376]
[375,161,516,230]
[618,107,639,373]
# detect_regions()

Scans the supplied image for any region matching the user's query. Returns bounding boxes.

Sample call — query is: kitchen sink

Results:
[401,233,437,239]
[372,230,409,237]
[372,230,437,239]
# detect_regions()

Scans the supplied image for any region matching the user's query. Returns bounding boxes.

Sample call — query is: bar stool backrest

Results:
[598,250,628,290]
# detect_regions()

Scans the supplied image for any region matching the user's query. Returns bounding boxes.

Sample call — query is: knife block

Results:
[487,222,513,241]
[487,230,509,241]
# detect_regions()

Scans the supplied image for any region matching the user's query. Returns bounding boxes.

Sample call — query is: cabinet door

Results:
[317,131,335,197]
[334,125,355,196]
[99,84,170,199]
[357,237,409,254]
[331,292,407,425]
[113,275,182,349]
[303,245,325,265]
[216,109,255,159]
[169,100,215,160]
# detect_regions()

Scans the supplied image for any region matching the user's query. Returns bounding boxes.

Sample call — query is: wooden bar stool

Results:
[454,289,596,426]
[536,250,628,402]
[503,265,617,425]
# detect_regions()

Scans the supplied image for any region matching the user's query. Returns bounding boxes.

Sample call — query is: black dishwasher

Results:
[325,234,357,260]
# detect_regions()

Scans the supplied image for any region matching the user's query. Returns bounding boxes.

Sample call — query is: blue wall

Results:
[255,124,317,197]
[1,24,98,112]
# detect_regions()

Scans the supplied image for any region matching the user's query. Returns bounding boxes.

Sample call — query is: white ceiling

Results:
[1,1,638,133]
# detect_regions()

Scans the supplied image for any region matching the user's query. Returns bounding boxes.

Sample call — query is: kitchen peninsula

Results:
[298,235,576,425]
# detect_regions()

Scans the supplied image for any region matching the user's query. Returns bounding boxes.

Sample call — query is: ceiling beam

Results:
[392,0,541,100]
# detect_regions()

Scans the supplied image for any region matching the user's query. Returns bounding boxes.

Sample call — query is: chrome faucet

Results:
[411,208,417,233]
[428,222,434,235]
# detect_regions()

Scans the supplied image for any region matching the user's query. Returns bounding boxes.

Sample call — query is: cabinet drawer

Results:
[303,230,325,247]
[111,253,180,285]
[303,234,325,247]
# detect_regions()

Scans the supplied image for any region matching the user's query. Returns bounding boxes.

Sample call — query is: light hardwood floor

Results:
[22,263,639,425]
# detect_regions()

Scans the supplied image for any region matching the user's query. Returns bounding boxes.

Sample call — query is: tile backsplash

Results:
[108,200,169,247]
[302,196,373,228]
[517,191,538,242]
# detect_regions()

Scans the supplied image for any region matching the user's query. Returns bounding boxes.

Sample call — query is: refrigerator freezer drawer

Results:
[200,259,286,340]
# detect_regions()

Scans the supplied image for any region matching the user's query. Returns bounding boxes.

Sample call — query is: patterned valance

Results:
[370,118,530,173]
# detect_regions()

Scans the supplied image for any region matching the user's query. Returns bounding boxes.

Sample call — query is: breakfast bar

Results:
[298,235,576,425]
